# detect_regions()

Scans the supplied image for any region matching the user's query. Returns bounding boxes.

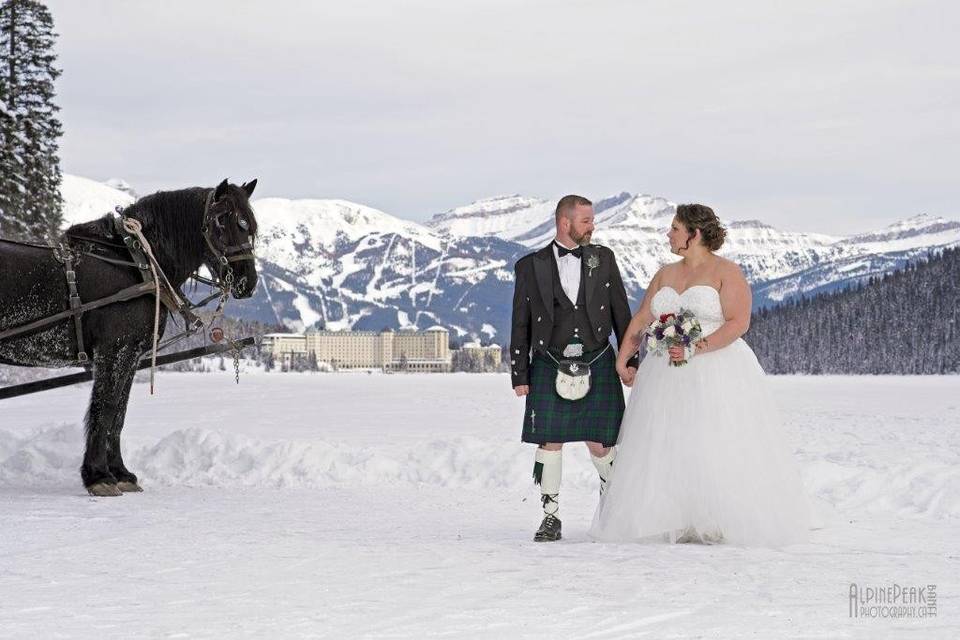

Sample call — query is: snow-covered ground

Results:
[1,374,957,639]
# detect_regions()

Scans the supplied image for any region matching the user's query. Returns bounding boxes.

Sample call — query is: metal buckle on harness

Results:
[66,271,82,309]
[184,310,203,332]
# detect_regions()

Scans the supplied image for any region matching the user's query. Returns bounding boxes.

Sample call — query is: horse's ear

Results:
[241,179,258,198]
[214,179,229,201]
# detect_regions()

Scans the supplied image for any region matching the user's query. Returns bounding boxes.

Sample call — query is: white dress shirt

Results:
[552,240,582,305]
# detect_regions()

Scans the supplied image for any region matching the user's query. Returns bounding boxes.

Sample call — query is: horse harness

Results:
[0,190,253,369]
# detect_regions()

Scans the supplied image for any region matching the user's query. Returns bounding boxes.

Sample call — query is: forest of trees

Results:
[748,247,959,374]
[450,347,504,373]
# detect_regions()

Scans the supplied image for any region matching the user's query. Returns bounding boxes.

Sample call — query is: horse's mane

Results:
[64,187,213,286]
[125,187,209,255]
[66,187,210,252]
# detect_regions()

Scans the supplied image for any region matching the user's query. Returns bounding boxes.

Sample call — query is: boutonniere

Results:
[586,254,600,277]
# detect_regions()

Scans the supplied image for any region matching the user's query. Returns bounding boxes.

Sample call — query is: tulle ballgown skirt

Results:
[589,339,813,547]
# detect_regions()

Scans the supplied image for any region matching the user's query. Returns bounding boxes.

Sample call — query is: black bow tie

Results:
[555,243,583,259]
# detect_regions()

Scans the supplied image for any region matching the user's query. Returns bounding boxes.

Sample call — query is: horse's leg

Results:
[106,364,143,493]
[81,346,140,497]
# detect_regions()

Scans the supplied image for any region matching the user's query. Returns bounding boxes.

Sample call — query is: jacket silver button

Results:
[539,340,544,345]
[511,360,515,365]
[574,305,578,310]
[515,349,520,354]
[537,316,541,322]
[600,305,604,310]
[605,282,610,288]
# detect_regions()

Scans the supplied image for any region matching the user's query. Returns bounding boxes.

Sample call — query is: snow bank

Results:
[0,424,84,487]
[1,422,958,523]
[0,425,602,491]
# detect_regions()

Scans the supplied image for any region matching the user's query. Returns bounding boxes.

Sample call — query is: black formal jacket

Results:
[509,243,639,387]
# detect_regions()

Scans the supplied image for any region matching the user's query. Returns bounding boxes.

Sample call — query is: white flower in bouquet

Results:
[663,325,676,338]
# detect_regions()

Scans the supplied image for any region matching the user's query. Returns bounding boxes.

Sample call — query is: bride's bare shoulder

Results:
[650,262,678,286]
[714,256,747,281]
[657,261,681,278]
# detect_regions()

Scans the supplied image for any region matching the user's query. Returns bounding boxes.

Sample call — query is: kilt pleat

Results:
[521,345,624,446]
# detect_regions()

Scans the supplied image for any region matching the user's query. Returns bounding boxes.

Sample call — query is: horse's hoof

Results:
[117,481,143,493]
[87,482,123,497]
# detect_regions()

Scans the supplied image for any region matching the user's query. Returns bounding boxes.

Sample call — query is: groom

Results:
[510,195,638,542]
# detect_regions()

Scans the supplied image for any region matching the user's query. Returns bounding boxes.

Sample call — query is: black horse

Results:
[0,179,259,496]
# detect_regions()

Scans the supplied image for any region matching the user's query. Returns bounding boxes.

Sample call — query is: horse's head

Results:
[202,178,259,299]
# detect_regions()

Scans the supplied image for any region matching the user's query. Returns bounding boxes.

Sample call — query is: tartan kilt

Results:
[521,344,625,446]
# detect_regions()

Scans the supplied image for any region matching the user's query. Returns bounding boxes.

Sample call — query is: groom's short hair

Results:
[555,195,592,221]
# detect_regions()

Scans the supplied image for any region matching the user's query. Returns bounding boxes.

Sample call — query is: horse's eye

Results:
[238,216,249,231]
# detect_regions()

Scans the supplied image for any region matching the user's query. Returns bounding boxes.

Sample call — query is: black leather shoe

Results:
[534,514,562,542]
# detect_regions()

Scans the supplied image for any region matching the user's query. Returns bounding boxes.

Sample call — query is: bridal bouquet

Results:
[643,310,703,367]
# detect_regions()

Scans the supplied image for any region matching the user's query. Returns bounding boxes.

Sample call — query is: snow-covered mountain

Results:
[427,192,841,292]
[233,197,519,336]
[58,175,960,341]
[425,195,556,243]
[427,193,960,309]
[752,214,960,305]
[60,174,135,227]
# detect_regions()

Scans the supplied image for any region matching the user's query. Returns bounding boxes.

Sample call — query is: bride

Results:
[589,204,813,546]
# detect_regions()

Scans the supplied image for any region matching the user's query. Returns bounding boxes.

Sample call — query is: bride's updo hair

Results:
[676,204,726,251]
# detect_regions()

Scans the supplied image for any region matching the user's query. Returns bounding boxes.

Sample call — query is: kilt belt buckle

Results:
[546,343,610,401]
[562,342,584,358]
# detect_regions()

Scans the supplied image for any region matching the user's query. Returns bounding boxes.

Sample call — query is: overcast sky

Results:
[47,0,958,234]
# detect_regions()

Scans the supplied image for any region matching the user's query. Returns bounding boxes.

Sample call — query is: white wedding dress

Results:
[589,285,813,546]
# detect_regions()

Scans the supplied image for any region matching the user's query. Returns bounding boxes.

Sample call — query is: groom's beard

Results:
[571,230,592,246]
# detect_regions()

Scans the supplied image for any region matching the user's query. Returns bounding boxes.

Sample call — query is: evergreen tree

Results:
[748,247,960,374]
[0,0,63,243]
[0,37,25,239]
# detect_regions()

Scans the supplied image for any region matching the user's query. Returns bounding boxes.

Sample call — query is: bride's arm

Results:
[616,269,661,371]
[698,262,752,354]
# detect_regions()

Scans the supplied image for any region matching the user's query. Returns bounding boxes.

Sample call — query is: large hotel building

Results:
[262,327,451,372]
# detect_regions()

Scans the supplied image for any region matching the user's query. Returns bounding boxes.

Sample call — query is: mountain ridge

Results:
[58,175,960,341]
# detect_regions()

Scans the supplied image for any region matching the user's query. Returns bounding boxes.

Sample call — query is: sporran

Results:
[547,344,610,401]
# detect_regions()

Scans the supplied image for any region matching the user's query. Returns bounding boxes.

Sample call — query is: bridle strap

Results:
[200,189,255,275]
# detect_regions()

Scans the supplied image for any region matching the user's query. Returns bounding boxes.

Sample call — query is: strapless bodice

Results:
[651,286,725,335]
